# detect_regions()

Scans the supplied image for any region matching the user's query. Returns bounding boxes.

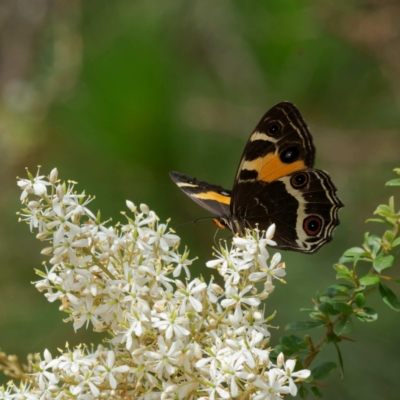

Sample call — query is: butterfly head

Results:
[213,216,246,237]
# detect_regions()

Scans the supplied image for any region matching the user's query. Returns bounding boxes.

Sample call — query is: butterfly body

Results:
[170,102,343,254]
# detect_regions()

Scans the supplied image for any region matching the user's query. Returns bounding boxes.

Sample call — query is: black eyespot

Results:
[268,123,280,134]
[290,172,308,188]
[303,216,322,236]
[280,146,300,163]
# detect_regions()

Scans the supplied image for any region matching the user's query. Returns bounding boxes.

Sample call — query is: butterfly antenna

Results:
[173,216,215,231]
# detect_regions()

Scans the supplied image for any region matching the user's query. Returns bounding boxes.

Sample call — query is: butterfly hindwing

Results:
[169,171,231,217]
[233,169,343,253]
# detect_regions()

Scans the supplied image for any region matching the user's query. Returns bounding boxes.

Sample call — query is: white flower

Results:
[275,354,311,396]
[163,248,194,279]
[18,172,51,200]
[249,253,285,283]
[95,351,130,389]
[175,278,207,312]
[152,310,190,340]
[253,369,291,400]
[145,336,182,378]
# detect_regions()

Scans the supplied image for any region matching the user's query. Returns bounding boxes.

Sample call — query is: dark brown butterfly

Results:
[170,102,343,253]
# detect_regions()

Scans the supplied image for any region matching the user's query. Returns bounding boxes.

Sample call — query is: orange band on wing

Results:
[244,152,306,183]
[193,191,231,205]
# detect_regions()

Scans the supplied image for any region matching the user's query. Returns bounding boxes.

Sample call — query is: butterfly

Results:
[170,102,343,253]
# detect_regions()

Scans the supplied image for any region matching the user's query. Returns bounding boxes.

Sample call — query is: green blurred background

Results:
[1,0,400,398]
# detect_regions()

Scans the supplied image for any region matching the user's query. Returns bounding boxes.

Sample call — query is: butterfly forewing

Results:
[170,171,231,217]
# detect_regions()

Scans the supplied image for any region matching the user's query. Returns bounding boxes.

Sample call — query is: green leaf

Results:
[326,333,341,344]
[318,302,340,315]
[334,315,354,335]
[311,387,323,398]
[354,293,365,307]
[373,254,394,273]
[343,247,366,256]
[374,204,393,216]
[285,321,325,331]
[386,178,400,186]
[332,302,353,315]
[366,218,386,224]
[280,335,307,351]
[312,361,337,380]
[389,196,395,212]
[359,274,380,286]
[379,283,400,311]
[298,385,308,399]
[384,230,395,244]
[334,342,344,379]
[309,311,326,321]
[326,284,352,298]
[355,307,378,322]
[392,237,400,247]
[272,345,283,355]
[339,247,369,264]
[366,234,382,256]
[333,264,354,283]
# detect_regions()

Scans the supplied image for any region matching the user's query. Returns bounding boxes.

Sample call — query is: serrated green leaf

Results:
[298,385,308,399]
[354,293,365,307]
[311,386,323,398]
[359,274,380,286]
[386,178,400,186]
[332,302,353,315]
[334,315,354,335]
[285,321,325,331]
[355,307,378,322]
[373,254,394,273]
[312,361,337,380]
[379,283,400,311]
[392,237,400,247]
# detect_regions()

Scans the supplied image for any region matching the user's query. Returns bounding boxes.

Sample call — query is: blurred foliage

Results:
[0,0,399,398]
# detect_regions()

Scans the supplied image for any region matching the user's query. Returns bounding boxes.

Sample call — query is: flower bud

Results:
[277,352,285,368]
[49,168,58,183]
[56,184,64,200]
[140,203,149,214]
[126,200,136,211]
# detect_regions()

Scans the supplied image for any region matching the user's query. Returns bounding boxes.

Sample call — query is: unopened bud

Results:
[49,168,58,183]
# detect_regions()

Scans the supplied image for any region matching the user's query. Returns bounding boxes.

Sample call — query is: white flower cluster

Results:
[8,168,310,399]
